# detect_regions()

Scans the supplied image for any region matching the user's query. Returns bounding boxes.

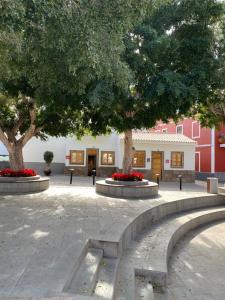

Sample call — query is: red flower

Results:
[112,172,144,181]
[0,168,37,177]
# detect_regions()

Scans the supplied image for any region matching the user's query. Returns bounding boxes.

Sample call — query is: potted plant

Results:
[43,151,54,176]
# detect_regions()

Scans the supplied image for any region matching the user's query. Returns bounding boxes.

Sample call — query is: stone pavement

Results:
[155,221,225,300]
[0,176,219,298]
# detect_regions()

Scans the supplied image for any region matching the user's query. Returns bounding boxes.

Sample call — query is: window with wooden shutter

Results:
[171,152,184,168]
[101,151,115,165]
[133,151,146,168]
[70,150,84,165]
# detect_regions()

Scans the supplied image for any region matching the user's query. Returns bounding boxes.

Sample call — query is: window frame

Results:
[70,150,85,165]
[101,151,115,166]
[176,125,183,134]
[171,151,184,168]
[132,150,146,168]
[192,121,200,138]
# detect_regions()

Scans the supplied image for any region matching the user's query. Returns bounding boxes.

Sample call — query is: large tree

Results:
[83,0,225,173]
[0,0,147,170]
[191,10,225,128]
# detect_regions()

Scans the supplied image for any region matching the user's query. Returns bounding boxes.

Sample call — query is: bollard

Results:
[178,175,182,190]
[92,169,96,185]
[207,177,218,194]
[68,168,74,185]
[156,173,160,186]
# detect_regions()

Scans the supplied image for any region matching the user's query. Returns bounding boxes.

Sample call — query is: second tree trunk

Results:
[123,129,134,174]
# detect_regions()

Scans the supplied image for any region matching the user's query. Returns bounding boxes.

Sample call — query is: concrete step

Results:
[93,258,119,299]
[134,206,225,289]
[135,276,154,300]
[115,206,225,299]
[64,248,103,296]
[114,263,135,300]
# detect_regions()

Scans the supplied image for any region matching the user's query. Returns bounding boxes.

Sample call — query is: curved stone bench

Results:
[0,176,49,194]
[79,195,225,300]
[96,179,158,199]
[114,201,225,299]
[134,207,225,290]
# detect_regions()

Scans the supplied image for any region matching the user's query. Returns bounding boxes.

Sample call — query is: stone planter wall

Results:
[96,179,158,199]
[0,176,49,194]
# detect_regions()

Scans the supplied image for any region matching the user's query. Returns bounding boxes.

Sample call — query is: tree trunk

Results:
[122,129,135,174]
[8,143,24,170]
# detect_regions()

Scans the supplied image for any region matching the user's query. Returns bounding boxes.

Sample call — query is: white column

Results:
[211,128,215,173]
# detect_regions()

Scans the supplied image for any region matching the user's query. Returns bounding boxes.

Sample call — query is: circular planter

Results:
[0,175,40,182]
[105,178,149,186]
[96,178,158,199]
[0,175,49,194]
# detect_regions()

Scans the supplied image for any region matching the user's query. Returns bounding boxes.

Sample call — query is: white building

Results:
[14,131,196,182]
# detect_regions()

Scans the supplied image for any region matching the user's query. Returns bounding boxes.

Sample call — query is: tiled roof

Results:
[120,132,196,144]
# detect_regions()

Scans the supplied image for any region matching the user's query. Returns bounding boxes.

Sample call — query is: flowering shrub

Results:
[112,172,144,181]
[0,168,37,177]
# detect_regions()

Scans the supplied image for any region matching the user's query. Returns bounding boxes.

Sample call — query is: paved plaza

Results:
[157,221,225,300]
[0,176,224,299]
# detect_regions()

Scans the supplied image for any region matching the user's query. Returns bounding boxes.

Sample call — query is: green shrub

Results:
[43,151,54,164]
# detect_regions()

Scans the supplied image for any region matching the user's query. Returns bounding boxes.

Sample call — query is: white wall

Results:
[23,134,195,171]
[119,140,195,171]
[23,137,67,163]
[65,133,119,167]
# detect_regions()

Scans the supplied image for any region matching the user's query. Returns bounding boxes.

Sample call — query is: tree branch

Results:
[12,113,25,136]
[34,126,44,135]
[18,99,38,147]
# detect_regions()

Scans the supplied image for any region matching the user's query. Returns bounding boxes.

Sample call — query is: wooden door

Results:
[86,149,98,176]
[88,155,96,176]
[151,152,163,179]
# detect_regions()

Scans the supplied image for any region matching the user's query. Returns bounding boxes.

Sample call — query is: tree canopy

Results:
[191,7,225,128]
[83,0,225,133]
[0,0,148,169]
[0,0,148,96]
[80,0,225,172]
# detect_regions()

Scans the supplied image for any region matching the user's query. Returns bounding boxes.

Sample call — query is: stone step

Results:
[115,206,225,298]
[93,258,119,299]
[135,276,154,300]
[114,263,135,300]
[64,248,103,296]
[134,206,225,289]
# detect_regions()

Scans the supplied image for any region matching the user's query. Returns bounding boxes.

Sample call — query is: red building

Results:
[151,118,225,181]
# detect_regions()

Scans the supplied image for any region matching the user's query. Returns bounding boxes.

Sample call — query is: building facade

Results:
[0,131,197,182]
[151,118,225,181]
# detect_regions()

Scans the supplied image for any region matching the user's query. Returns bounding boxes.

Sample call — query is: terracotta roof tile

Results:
[120,132,196,144]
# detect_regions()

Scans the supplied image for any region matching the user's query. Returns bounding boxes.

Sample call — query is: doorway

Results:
[151,151,163,179]
[86,149,98,176]
[88,155,97,176]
